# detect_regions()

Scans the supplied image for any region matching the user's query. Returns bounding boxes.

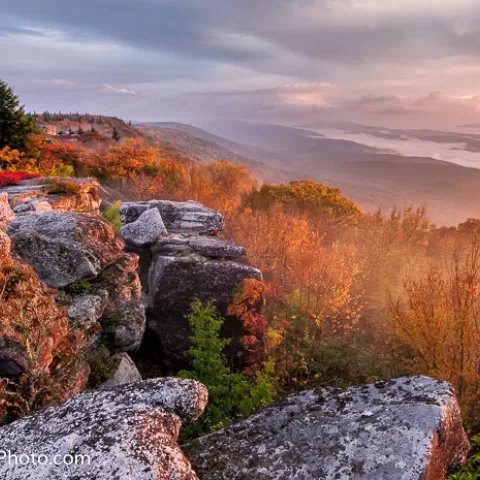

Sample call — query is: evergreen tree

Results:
[112,127,120,142]
[178,299,276,442]
[0,79,39,150]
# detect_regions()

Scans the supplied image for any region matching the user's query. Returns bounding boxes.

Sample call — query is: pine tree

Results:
[0,79,39,150]
[112,127,120,142]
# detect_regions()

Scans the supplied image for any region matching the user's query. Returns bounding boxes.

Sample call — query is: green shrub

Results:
[101,201,122,232]
[87,345,117,389]
[100,311,127,328]
[450,436,480,480]
[62,279,91,295]
[178,299,276,443]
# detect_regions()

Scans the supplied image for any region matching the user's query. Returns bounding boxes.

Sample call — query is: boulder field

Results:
[119,199,262,367]
[0,178,472,479]
[0,376,471,480]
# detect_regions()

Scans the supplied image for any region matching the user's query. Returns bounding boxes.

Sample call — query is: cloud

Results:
[2,1,480,126]
[348,92,480,117]
[101,84,136,95]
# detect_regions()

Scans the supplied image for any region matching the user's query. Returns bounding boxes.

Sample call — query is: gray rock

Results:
[146,255,262,362]
[0,193,14,229]
[120,207,167,248]
[120,200,224,234]
[0,377,208,480]
[185,376,470,480]
[0,337,29,377]
[100,353,142,388]
[151,234,245,259]
[12,198,53,215]
[101,301,146,352]
[187,235,246,259]
[7,211,124,288]
[98,254,147,352]
[67,291,109,326]
[157,200,224,233]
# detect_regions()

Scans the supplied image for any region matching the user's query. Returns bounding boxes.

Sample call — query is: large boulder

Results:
[146,254,262,363]
[7,211,124,288]
[120,200,224,234]
[100,352,142,389]
[185,376,470,480]
[0,378,208,480]
[120,207,168,248]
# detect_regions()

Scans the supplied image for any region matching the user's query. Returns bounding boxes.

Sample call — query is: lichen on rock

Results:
[185,376,470,480]
[0,378,208,480]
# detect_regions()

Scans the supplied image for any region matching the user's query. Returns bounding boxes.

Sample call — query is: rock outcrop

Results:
[120,199,261,366]
[120,200,224,234]
[0,193,90,410]
[0,377,208,480]
[7,211,124,288]
[147,257,261,362]
[120,207,168,248]
[2,177,101,215]
[1,180,146,395]
[185,376,470,480]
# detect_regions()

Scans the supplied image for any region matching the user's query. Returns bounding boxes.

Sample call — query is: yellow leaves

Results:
[0,146,38,173]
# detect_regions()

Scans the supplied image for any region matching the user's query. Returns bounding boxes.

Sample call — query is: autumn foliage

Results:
[0,171,39,187]
[3,114,480,434]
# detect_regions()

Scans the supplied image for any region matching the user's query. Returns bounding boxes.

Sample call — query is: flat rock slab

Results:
[185,376,470,480]
[120,200,224,234]
[0,378,208,480]
[153,234,246,259]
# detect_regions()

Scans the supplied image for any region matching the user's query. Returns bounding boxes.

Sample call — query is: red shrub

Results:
[0,172,40,188]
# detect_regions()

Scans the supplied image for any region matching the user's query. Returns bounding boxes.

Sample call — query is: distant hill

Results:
[193,120,480,226]
[37,113,143,140]
[136,122,298,184]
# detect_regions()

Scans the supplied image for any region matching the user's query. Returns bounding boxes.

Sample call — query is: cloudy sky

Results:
[3,0,480,127]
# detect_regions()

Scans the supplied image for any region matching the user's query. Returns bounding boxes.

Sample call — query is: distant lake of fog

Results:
[307,128,480,169]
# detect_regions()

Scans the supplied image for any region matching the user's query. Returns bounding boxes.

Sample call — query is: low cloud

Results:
[101,84,136,95]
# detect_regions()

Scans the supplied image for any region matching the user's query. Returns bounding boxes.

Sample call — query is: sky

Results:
[3,0,480,128]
